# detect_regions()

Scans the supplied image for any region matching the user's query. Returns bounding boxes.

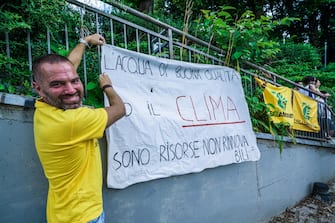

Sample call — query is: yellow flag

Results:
[292,91,320,132]
[262,83,294,125]
[254,76,265,87]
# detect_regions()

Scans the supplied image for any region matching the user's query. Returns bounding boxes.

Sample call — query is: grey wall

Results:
[1,93,335,223]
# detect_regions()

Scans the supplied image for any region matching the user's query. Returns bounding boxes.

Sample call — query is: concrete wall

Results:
[1,93,335,223]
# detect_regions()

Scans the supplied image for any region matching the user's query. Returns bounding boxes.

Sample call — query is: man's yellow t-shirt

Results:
[34,100,108,223]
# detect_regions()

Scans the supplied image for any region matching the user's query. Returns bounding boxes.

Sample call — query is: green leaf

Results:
[87,82,98,90]
[232,51,243,60]
[219,6,236,11]
[218,11,232,19]
[8,85,15,94]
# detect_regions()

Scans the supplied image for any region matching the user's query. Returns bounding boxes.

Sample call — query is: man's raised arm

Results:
[67,34,106,70]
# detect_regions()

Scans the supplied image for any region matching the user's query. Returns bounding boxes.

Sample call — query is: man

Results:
[32,34,125,223]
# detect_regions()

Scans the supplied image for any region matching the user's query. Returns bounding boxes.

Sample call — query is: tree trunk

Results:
[138,0,154,13]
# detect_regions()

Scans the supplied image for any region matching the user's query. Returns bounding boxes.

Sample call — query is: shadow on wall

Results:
[2,93,335,223]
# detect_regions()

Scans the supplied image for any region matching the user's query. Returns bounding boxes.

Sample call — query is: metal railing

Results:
[242,61,334,141]
[1,0,332,142]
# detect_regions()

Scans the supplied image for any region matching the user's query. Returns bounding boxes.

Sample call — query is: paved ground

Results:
[266,179,335,223]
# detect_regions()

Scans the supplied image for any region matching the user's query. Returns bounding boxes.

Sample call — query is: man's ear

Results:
[32,81,39,90]
[32,81,43,97]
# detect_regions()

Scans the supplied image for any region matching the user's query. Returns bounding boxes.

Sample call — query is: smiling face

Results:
[33,61,84,109]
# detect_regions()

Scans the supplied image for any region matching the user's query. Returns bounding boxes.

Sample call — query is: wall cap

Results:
[0,92,36,108]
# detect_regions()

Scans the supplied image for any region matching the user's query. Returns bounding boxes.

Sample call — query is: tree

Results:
[137,0,335,64]
[0,0,80,95]
[263,0,335,64]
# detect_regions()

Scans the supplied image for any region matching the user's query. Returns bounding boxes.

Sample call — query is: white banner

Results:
[102,45,260,189]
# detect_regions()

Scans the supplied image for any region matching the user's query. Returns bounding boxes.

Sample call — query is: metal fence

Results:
[1,0,332,142]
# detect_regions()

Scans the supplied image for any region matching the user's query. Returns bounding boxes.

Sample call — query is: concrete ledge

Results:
[0,92,35,108]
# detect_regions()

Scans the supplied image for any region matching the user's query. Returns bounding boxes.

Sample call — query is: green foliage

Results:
[245,85,271,133]
[244,77,293,153]
[265,43,335,109]
[0,0,104,106]
[0,52,32,95]
[23,0,69,31]
[273,42,322,69]
[154,0,206,20]
[270,122,290,154]
[83,81,104,108]
[0,11,31,32]
[0,0,75,96]
[1,0,334,126]
[199,7,299,66]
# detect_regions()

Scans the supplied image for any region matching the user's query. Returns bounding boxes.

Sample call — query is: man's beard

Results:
[43,91,83,110]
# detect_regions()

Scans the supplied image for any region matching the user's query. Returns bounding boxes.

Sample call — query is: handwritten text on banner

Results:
[101,45,261,189]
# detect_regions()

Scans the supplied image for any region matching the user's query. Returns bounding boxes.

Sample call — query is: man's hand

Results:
[84,34,106,46]
[99,73,112,89]
[67,33,106,71]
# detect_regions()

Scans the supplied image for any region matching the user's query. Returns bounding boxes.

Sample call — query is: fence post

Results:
[95,13,101,74]
[5,32,11,75]
[168,28,173,59]
[47,29,51,54]
[65,24,69,52]
[27,31,32,71]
